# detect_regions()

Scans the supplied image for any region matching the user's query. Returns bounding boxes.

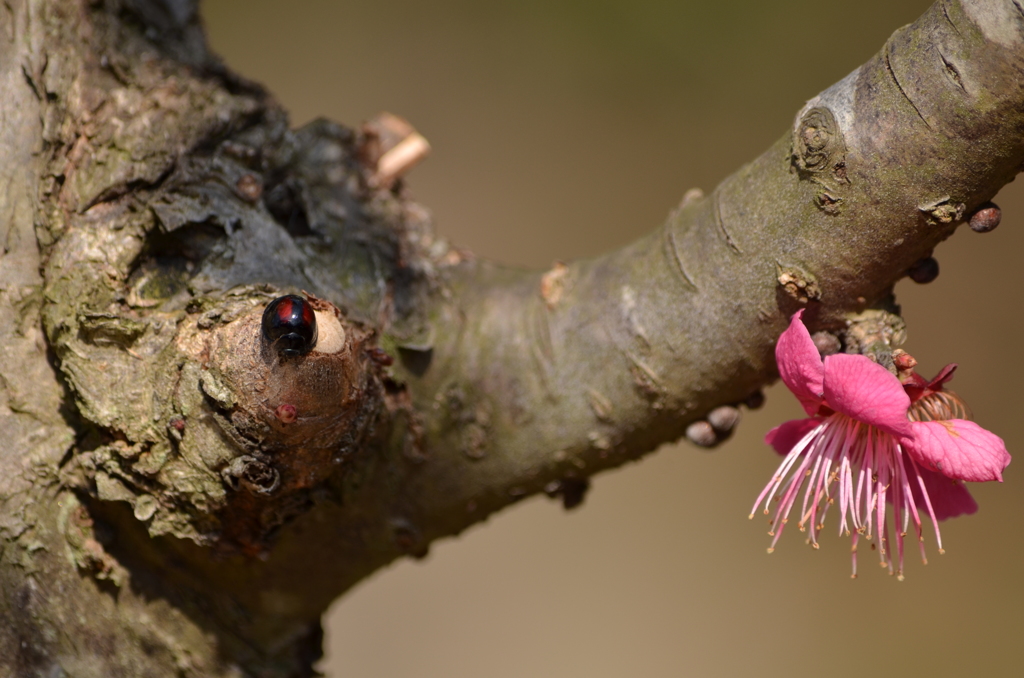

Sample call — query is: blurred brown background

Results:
[202,1,1024,676]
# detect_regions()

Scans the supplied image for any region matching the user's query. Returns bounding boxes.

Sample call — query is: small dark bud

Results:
[969,202,1001,233]
[236,174,263,203]
[686,420,717,448]
[367,347,394,366]
[744,391,765,410]
[545,478,590,510]
[393,524,418,552]
[392,520,428,558]
[707,405,741,433]
[892,349,917,371]
[811,331,841,357]
[908,257,939,284]
[275,403,297,424]
[559,478,590,510]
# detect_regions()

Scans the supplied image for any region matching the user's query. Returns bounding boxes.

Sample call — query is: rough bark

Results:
[0,0,1022,675]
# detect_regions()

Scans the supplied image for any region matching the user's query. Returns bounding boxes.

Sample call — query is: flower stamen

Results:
[753,413,946,577]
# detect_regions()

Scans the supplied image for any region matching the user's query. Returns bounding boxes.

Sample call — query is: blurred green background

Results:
[202,1,1024,676]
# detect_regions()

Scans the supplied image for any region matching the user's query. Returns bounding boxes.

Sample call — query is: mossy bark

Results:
[0,0,1022,675]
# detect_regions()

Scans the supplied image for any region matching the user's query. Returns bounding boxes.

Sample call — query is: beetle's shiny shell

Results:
[262,295,318,357]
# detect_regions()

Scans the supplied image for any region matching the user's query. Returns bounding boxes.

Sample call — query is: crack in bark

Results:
[527,303,557,401]
[941,0,963,36]
[885,46,933,131]
[713,191,742,254]
[938,50,967,92]
[663,225,698,291]
[20,64,41,100]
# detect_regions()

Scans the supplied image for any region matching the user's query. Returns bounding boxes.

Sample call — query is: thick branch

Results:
[376,0,1024,563]
[1,0,1022,676]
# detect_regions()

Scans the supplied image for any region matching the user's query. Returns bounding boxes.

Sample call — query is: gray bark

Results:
[1,0,1022,675]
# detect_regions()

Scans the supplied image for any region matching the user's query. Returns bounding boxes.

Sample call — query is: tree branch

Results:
[381,0,1024,566]
[1,0,1021,675]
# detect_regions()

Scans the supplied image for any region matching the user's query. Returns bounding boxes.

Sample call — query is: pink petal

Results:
[821,353,912,437]
[776,310,825,416]
[765,417,822,456]
[905,461,978,521]
[904,420,1011,482]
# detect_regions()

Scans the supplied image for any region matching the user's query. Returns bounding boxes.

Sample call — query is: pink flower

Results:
[752,310,1010,579]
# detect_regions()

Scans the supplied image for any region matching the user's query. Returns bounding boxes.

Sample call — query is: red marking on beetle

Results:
[367,347,394,366]
[275,297,294,322]
[275,404,297,424]
[274,296,313,327]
